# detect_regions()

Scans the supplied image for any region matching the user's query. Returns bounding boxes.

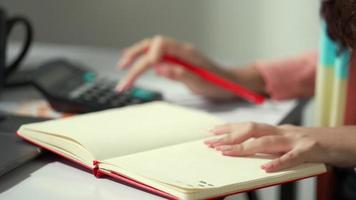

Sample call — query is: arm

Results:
[118,36,317,101]
[117,36,247,100]
[228,52,318,100]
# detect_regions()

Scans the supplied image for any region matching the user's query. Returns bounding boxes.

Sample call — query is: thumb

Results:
[154,63,190,81]
[169,65,202,84]
[262,149,305,172]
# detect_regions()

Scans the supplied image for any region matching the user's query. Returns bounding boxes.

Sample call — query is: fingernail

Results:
[115,83,126,92]
[204,143,215,148]
[262,163,272,171]
[117,59,126,68]
[215,145,233,151]
[222,152,232,156]
[118,56,129,68]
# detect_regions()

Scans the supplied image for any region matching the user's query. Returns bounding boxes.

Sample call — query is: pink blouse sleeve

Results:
[254,52,317,100]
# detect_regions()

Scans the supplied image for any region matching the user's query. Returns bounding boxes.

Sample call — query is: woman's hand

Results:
[204,122,356,172]
[116,35,242,100]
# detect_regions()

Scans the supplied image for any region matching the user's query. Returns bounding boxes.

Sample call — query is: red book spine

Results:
[17,131,326,200]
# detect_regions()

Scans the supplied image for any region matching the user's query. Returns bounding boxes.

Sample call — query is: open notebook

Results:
[17,102,326,199]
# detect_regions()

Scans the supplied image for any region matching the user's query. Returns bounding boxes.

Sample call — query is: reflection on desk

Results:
[0,154,164,200]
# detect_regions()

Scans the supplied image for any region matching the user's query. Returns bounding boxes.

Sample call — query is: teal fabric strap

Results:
[320,21,337,67]
[335,50,350,79]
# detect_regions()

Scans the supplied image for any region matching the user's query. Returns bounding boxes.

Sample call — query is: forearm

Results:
[314,126,356,167]
[227,52,318,100]
[226,66,267,94]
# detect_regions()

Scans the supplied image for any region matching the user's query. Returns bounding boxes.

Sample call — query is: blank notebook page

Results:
[103,138,325,190]
[21,102,223,160]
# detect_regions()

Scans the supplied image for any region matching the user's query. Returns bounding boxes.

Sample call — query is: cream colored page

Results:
[19,129,94,165]
[102,138,326,190]
[20,102,223,160]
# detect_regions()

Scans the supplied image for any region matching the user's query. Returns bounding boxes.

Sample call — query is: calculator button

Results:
[82,72,96,82]
[109,100,124,107]
[130,88,156,101]
[82,94,94,101]
[98,97,109,104]
[128,98,143,104]
[92,89,104,96]
[69,82,95,99]
[104,92,118,100]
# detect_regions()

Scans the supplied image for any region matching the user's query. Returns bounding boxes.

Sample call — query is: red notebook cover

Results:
[17,132,326,200]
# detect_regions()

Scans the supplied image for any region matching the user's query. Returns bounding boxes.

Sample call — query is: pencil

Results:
[161,54,265,104]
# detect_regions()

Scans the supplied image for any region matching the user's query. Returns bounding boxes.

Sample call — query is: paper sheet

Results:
[103,138,325,190]
[20,102,223,161]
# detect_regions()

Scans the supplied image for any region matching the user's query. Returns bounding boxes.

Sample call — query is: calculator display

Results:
[38,66,73,87]
[35,62,86,92]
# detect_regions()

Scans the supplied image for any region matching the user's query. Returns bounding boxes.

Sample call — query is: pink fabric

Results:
[254,51,356,126]
[254,52,318,100]
[344,52,356,125]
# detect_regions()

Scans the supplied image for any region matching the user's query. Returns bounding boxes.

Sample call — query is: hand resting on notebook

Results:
[205,122,356,172]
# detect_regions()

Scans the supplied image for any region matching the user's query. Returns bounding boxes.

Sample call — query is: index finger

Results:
[116,56,154,91]
[117,36,193,91]
[118,39,151,68]
[205,122,280,147]
[116,38,165,91]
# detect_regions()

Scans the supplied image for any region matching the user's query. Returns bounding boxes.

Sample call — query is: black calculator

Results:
[31,59,163,113]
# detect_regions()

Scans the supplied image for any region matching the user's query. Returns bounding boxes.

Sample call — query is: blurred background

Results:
[2,0,320,65]
[1,1,321,199]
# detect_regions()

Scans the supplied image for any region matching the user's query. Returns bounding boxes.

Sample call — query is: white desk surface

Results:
[0,43,300,200]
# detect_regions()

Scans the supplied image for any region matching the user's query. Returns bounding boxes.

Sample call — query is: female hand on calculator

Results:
[117,35,263,100]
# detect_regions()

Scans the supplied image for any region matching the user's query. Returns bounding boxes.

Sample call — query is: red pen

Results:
[161,54,265,104]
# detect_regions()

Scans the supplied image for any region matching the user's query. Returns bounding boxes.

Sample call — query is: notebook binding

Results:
[93,160,104,178]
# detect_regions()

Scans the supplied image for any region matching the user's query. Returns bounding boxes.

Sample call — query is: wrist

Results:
[313,127,356,167]
[226,65,267,94]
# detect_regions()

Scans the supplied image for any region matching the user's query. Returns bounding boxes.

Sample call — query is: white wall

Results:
[2,0,320,64]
